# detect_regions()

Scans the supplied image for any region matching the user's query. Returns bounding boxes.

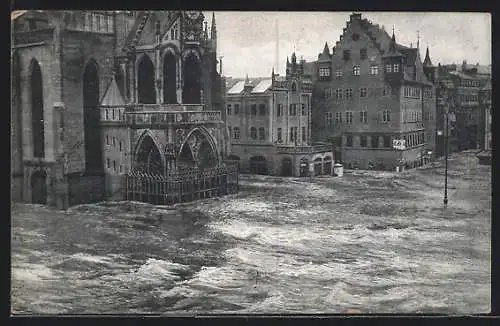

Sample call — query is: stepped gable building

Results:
[11,10,235,208]
[225,53,333,177]
[310,13,436,171]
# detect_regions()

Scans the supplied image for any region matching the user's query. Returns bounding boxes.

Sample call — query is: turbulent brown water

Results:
[11,152,491,314]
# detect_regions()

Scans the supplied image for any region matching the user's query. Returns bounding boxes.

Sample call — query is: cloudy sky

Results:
[203,12,491,78]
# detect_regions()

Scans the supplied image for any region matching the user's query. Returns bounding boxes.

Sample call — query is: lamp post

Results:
[441,85,452,206]
[444,104,449,205]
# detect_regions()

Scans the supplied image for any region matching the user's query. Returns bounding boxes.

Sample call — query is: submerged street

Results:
[11,151,491,314]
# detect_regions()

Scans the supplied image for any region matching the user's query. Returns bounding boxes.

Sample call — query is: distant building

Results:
[479,79,492,151]
[225,53,333,177]
[310,13,436,171]
[431,61,492,155]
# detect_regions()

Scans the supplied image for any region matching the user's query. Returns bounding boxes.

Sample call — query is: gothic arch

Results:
[179,127,219,169]
[29,58,45,159]
[182,51,201,104]
[162,49,177,104]
[133,130,166,175]
[136,53,156,104]
[82,58,103,173]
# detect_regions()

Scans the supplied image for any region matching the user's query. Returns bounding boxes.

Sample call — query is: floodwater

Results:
[11,151,491,314]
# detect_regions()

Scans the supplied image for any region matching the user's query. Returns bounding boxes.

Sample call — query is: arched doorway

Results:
[31,170,47,204]
[83,59,103,173]
[163,51,177,104]
[250,156,267,175]
[314,157,323,176]
[281,157,293,177]
[198,139,217,169]
[178,143,195,170]
[137,55,156,104]
[134,135,165,175]
[299,158,309,177]
[179,129,218,170]
[30,59,45,158]
[182,52,201,104]
[323,156,332,175]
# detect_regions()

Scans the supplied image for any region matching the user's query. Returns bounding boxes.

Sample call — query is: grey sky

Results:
[204,12,491,78]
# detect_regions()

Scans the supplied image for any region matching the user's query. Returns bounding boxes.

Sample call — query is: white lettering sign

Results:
[392,139,406,150]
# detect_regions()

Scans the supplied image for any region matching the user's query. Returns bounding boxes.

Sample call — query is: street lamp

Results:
[440,86,451,206]
[444,103,449,205]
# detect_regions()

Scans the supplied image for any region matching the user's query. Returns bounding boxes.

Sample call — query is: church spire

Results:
[423,46,434,67]
[417,30,420,49]
[323,42,330,55]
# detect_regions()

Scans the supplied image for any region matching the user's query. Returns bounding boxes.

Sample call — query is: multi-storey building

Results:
[11,10,233,208]
[225,53,333,177]
[311,13,436,171]
[430,61,491,155]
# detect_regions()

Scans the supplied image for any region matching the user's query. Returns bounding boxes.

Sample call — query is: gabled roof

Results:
[251,79,273,93]
[101,78,126,106]
[227,80,245,94]
[400,48,418,65]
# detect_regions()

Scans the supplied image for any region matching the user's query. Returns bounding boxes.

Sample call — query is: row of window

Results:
[228,103,308,117]
[325,110,391,126]
[460,94,479,102]
[345,135,392,148]
[277,104,307,117]
[342,48,368,61]
[228,126,265,140]
[319,64,383,79]
[105,135,123,151]
[84,13,114,33]
[106,158,123,173]
[277,127,307,143]
[405,111,423,123]
[104,108,125,121]
[344,133,425,148]
[227,104,266,116]
[323,86,391,100]
[461,79,481,87]
[403,86,422,99]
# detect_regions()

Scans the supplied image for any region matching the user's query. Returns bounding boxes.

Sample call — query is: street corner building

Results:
[224,55,334,178]
[432,61,491,158]
[11,10,238,209]
[310,13,438,171]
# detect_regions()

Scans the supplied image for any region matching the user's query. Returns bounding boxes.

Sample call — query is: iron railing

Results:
[125,162,239,205]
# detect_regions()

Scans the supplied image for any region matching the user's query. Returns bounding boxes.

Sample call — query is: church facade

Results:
[11,10,234,208]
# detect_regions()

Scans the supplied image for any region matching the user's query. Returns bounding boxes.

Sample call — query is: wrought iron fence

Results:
[125,161,239,205]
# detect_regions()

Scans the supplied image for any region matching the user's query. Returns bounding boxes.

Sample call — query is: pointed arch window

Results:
[83,59,103,172]
[137,55,156,104]
[163,51,177,104]
[30,59,45,158]
[182,52,201,104]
